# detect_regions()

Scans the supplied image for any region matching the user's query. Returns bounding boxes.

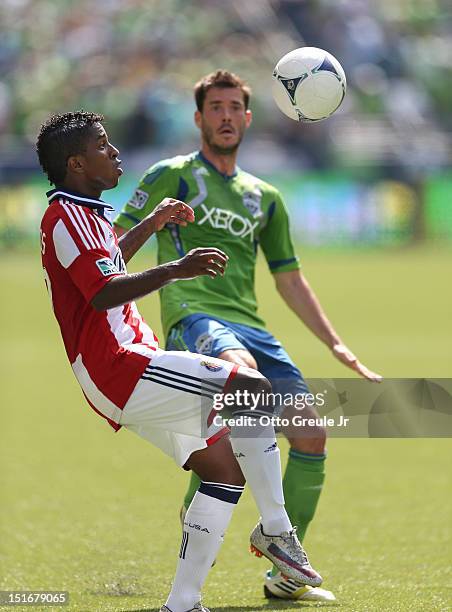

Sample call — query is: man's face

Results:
[195,87,252,154]
[76,123,123,190]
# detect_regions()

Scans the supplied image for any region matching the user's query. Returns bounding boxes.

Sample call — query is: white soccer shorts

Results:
[119,349,238,467]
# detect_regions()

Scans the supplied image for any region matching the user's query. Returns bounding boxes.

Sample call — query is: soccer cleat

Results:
[249,522,322,587]
[160,604,210,612]
[264,569,336,601]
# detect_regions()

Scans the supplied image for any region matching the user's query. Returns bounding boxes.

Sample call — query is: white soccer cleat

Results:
[249,522,322,587]
[264,569,336,601]
[160,604,210,612]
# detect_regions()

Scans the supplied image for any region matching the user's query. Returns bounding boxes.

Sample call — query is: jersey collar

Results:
[47,187,115,222]
[196,151,238,180]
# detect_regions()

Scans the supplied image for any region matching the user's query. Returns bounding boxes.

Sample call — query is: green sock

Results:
[183,470,202,509]
[271,449,326,576]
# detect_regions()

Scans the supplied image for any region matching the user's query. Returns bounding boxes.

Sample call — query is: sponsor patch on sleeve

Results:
[128,189,149,210]
[95,257,119,277]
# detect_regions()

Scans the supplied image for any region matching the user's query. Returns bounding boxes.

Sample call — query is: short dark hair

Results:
[36,111,104,185]
[194,69,251,112]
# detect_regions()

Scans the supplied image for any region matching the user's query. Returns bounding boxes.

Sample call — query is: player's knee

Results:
[186,436,245,485]
[287,424,327,454]
[214,462,246,487]
[281,405,327,452]
[306,423,327,449]
[230,367,273,415]
[218,349,258,370]
[290,435,326,455]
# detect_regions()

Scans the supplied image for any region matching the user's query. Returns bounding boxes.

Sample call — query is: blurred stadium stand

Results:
[1,0,451,246]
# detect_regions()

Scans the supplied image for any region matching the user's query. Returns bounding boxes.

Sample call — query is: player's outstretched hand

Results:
[332,343,382,382]
[149,198,195,232]
[176,247,229,279]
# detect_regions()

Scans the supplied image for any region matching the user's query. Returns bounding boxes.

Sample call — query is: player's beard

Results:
[202,121,245,155]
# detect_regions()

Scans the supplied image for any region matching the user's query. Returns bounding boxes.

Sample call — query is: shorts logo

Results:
[96,258,119,277]
[201,360,222,372]
[195,332,214,354]
[129,189,149,210]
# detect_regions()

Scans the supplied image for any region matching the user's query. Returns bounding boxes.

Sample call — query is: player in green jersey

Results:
[115,70,381,602]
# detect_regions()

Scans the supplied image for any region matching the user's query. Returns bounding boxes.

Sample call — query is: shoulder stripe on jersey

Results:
[70,203,103,250]
[92,214,109,246]
[61,201,91,249]
[81,206,106,249]
[67,202,98,249]
[67,203,97,249]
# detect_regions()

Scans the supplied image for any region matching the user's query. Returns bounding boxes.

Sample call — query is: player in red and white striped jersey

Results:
[36,111,323,612]
[41,187,161,428]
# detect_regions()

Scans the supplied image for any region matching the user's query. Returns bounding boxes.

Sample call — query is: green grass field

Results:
[1,246,451,612]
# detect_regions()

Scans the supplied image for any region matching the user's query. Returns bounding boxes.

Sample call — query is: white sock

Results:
[165,482,243,612]
[229,422,292,535]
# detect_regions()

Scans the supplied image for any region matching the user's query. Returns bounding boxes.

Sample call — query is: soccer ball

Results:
[272,47,346,122]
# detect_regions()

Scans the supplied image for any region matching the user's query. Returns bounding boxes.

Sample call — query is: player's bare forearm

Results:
[91,263,179,311]
[91,247,228,311]
[115,217,155,263]
[274,269,382,382]
[274,269,341,349]
[115,198,195,264]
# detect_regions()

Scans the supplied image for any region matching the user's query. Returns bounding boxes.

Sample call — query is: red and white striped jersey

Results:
[40,188,159,430]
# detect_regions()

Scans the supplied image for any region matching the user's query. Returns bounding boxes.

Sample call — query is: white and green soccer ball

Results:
[272,47,346,122]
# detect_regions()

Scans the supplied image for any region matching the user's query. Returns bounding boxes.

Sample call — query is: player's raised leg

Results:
[121,350,322,611]
[178,341,331,600]
[176,359,322,587]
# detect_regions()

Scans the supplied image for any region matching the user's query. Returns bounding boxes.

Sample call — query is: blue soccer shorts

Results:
[166,314,309,412]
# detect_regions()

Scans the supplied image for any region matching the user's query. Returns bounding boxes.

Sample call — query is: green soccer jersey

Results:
[115,151,300,336]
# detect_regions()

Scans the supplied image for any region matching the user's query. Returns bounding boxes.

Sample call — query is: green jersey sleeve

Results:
[114,161,179,230]
[260,191,300,274]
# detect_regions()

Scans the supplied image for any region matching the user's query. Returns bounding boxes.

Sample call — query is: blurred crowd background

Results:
[1,0,451,247]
